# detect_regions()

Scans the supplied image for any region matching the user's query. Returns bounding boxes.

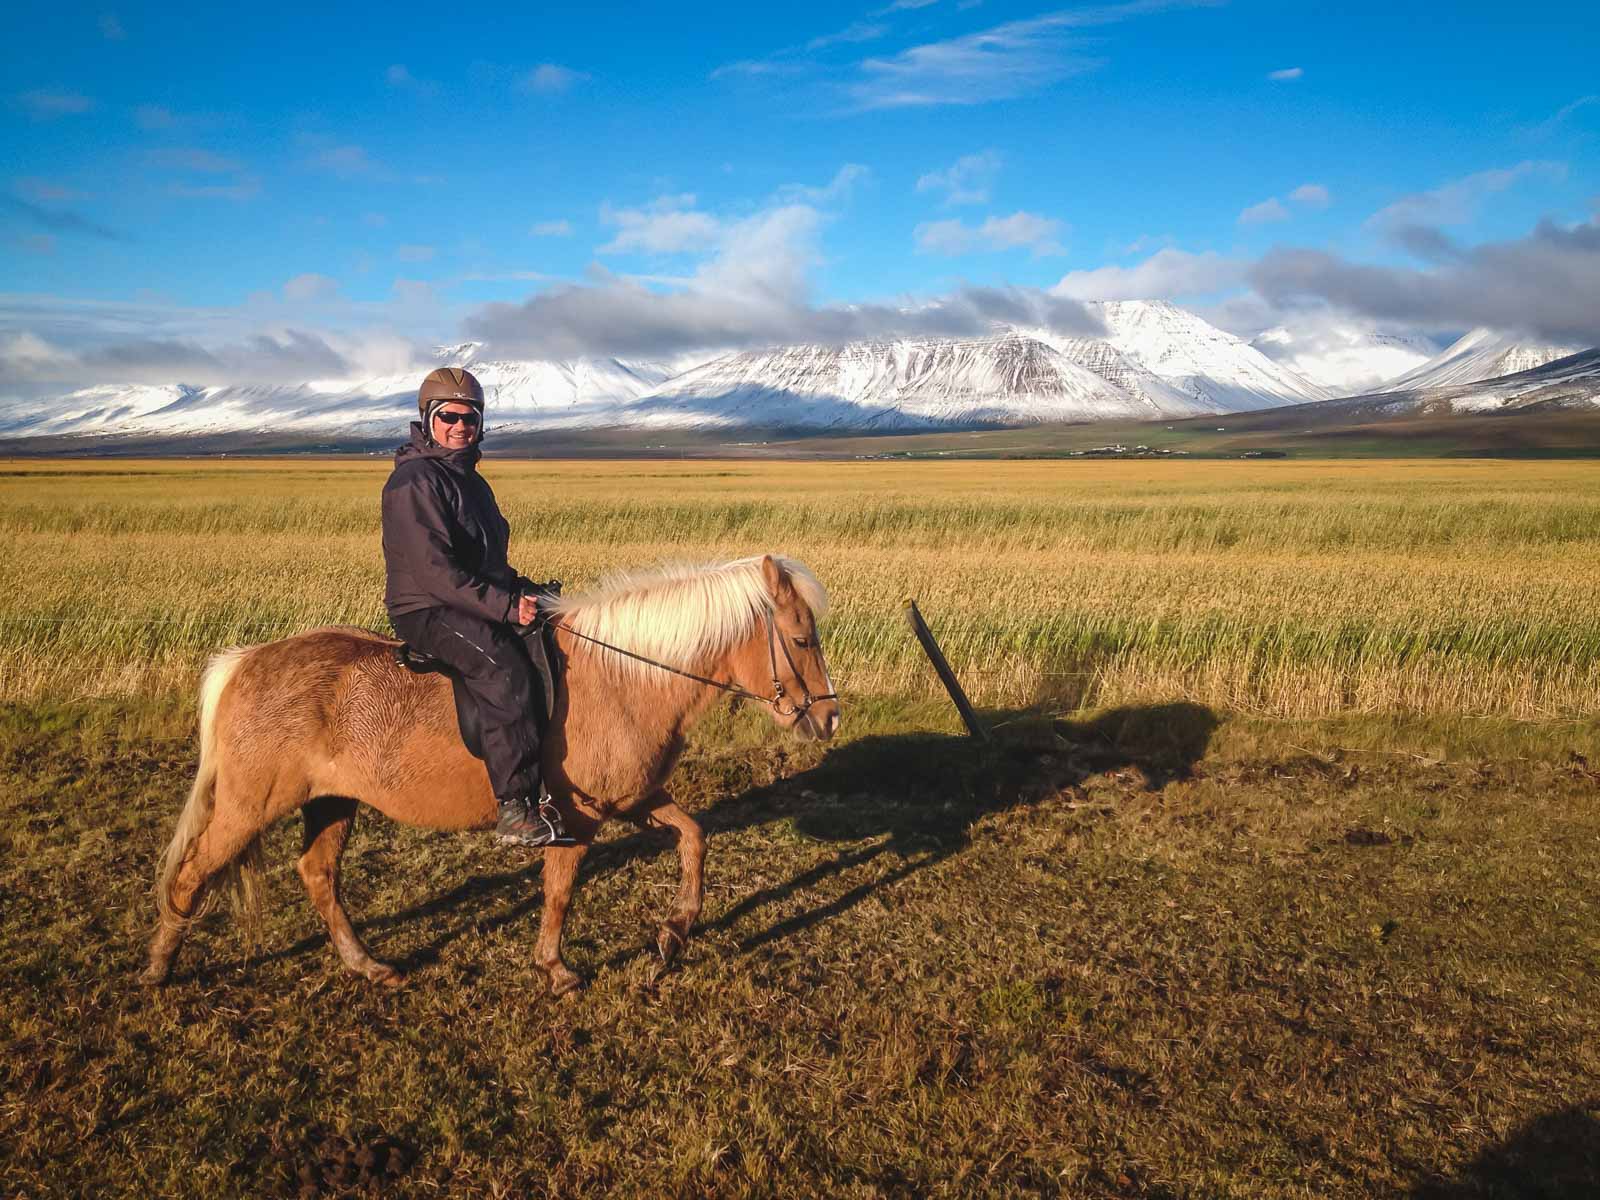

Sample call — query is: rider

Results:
[380,366,568,847]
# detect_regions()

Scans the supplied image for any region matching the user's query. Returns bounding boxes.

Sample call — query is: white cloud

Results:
[307,143,379,178]
[464,200,1101,360]
[850,12,1092,109]
[460,270,560,284]
[916,150,1002,206]
[520,63,590,93]
[391,279,440,309]
[283,274,339,303]
[709,58,804,81]
[1052,247,1246,300]
[17,90,94,119]
[1121,233,1175,255]
[598,195,723,255]
[917,211,1066,256]
[146,146,256,201]
[385,64,438,95]
[1237,184,1333,230]
[531,219,574,237]
[0,292,440,393]
[1267,67,1303,81]
[1238,197,1290,226]
[1526,94,1600,140]
[1224,302,1439,394]
[773,164,870,205]
[1289,183,1331,209]
[1366,161,1567,233]
[848,2,1219,110]
[396,244,436,262]
[1250,215,1600,344]
[806,21,887,51]
[2,331,73,372]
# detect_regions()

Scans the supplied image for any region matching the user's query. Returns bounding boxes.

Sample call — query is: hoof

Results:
[137,964,169,988]
[364,962,407,988]
[657,924,688,965]
[549,967,584,998]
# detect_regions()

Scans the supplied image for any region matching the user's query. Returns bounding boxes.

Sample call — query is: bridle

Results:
[540,609,838,720]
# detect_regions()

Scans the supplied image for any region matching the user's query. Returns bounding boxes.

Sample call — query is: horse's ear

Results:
[760,554,789,600]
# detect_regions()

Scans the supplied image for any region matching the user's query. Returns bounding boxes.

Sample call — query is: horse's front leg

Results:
[632,791,705,966]
[535,835,591,998]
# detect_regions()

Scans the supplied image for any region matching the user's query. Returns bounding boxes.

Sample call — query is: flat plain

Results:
[3,456,1598,1197]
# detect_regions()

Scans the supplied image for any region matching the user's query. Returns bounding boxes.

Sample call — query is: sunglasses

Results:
[433,410,481,427]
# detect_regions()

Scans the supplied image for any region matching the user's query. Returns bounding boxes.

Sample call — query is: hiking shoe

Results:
[496,795,573,847]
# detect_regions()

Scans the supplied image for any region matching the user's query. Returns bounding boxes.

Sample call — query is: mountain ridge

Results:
[8,303,1579,440]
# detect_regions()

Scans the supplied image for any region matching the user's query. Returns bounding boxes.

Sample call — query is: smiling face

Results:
[430,401,481,450]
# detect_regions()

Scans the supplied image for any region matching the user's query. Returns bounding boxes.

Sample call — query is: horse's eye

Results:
[792,636,812,649]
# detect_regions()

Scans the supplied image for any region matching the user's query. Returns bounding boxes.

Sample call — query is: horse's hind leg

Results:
[297,797,403,987]
[141,810,265,986]
[631,792,705,966]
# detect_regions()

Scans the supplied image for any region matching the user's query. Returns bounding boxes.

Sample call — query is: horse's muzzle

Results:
[796,700,840,742]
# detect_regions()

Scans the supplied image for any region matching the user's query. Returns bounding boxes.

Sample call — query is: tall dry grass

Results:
[3,457,1599,718]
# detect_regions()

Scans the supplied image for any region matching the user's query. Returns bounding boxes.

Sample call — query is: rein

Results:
[539,611,837,719]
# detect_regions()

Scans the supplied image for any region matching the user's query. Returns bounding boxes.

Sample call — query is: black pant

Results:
[390,607,543,801]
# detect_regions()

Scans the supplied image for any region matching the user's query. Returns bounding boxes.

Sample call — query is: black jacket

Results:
[381,422,532,624]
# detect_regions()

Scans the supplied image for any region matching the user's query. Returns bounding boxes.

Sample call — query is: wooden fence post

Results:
[903,599,987,741]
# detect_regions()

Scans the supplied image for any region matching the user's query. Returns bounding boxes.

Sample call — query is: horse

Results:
[140,553,839,995]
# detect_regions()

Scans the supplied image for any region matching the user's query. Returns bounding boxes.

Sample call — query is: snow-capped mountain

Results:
[0,301,1341,439]
[3,345,690,438]
[1042,336,1203,412]
[1383,328,1586,392]
[1084,300,1334,409]
[633,330,1224,430]
[1271,347,1600,424]
[1249,324,1438,396]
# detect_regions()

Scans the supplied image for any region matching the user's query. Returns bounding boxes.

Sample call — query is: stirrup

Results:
[537,796,577,846]
[495,793,573,848]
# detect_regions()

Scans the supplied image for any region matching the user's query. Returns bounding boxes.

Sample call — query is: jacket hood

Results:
[395,420,482,471]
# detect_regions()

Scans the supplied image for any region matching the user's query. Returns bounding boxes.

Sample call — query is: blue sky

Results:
[3,0,1598,385]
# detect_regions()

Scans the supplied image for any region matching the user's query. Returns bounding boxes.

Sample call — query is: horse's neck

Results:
[558,629,738,737]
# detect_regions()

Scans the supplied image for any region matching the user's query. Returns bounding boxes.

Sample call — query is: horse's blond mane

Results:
[549,555,827,682]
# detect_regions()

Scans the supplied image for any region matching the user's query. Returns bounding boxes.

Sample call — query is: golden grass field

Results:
[5,455,1600,1196]
[4,456,1600,719]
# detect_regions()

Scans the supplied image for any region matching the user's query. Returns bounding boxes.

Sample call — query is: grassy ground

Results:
[3,699,1599,1197]
[4,457,1599,1195]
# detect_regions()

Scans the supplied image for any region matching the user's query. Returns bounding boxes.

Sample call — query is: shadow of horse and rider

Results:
[184,699,1218,983]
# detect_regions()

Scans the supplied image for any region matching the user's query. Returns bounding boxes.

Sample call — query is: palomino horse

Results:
[141,554,838,995]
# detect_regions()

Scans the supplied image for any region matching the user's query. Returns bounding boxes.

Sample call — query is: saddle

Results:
[393,621,560,762]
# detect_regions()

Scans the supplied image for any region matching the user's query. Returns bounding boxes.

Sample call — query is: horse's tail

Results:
[154,646,262,926]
